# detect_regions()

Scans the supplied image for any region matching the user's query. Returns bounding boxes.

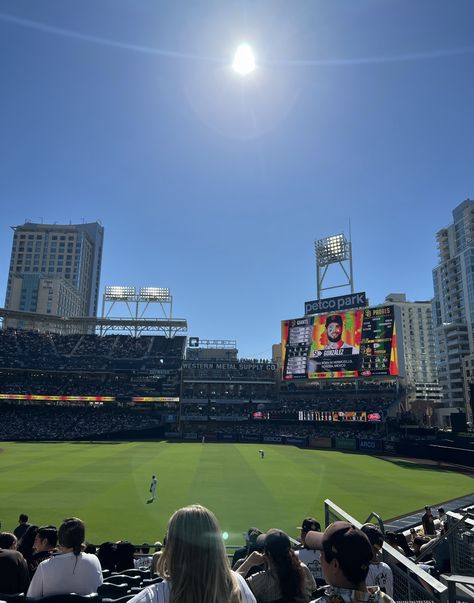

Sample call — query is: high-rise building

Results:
[432,199,474,424]
[384,293,441,408]
[5,221,104,330]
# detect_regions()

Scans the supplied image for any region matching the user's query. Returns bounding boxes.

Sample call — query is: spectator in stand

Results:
[150,540,163,577]
[421,507,436,536]
[437,508,448,534]
[232,528,263,568]
[27,517,102,598]
[116,541,136,572]
[128,504,256,603]
[97,541,117,572]
[13,514,30,540]
[296,518,325,588]
[306,522,395,603]
[17,524,39,566]
[29,525,58,578]
[238,528,316,602]
[0,541,29,594]
[361,524,393,597]
[0,532,17,550]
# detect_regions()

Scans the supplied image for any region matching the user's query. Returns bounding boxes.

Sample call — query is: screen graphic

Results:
[282,306,399,380]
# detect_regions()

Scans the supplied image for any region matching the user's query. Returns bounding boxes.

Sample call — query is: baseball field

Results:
[1,441,472,545]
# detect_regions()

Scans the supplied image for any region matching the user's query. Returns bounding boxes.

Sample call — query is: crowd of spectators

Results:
[0,508,407,603]
[0,404,166,441]
[0,329,186,372]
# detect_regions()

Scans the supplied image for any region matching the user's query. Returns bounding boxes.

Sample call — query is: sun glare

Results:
[232,44,256,75]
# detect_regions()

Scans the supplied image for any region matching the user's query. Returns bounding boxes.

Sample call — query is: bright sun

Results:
[232,44,256,75]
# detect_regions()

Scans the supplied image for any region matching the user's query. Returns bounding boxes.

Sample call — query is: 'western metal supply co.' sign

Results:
[304,291,367,315]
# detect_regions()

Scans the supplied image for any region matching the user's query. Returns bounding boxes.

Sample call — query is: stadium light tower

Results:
[101,285,174,336]
[315,233,354,298]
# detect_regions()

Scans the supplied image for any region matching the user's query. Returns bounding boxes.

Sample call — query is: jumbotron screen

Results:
[282,305,401,380]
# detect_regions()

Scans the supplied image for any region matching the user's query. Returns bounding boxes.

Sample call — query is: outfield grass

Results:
[1,441,472,545]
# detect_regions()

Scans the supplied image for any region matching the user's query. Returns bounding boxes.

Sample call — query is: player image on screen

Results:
[322,314,360,354]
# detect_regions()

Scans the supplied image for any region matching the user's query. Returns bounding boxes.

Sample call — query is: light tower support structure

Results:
[101,286,177,337]
[315,233,354,299]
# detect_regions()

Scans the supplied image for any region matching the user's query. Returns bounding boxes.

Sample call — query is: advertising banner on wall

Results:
[285,437,308,446]
[242,434,261,442]
[309,437,332,448]
[218,434,238,442]
[383,441,397,453]
[358,439,383,452]
[334,438,357,450]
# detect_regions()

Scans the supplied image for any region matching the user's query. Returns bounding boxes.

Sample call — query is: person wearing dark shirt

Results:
[421,507,436,536]
[0,548,29,594]
[29,526,58,578]
[13,514,30,541]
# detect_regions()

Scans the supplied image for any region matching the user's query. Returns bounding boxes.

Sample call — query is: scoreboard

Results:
[282,305,402,380]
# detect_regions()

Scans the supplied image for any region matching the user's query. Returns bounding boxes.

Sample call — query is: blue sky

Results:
[0,0,473,358]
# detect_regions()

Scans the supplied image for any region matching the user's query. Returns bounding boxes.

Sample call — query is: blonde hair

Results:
[157,505,241,603]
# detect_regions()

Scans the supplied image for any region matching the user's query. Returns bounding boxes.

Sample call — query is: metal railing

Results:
[324,499,448,603]
[446,510,474,577]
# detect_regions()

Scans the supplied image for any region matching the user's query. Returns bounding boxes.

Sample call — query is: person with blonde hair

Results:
[128,504,256,603]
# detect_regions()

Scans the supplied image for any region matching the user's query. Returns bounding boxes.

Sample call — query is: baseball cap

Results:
[298,517,321,533]
[325,314,343,329]
[305,521,372,570]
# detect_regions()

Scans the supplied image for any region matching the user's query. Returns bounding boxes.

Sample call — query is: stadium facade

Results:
[5,221,104,332]
[432,199,474,423]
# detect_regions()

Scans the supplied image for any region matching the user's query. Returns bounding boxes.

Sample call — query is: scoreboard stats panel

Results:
[282,305,401,380]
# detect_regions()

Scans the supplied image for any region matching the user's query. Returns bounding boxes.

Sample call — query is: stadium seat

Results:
[100,596,135,603]
[0,595,25,603]
[104,576,140,587]
[97,584,129,600]
[27,595,99,603]
[119,569,149,579]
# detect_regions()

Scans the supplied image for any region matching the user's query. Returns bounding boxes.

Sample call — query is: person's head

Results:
[58,518,85,556]
[0,532,17,550]
[157,504,241,603]
[306,521,373,589]
[438,507,446,517]
[245,527,262,548]
[34,526,58,553]
[298,517,321,545]
[424,506,432,515]
[97,541,117,571]
[17,524,39,557]
[361,524,384,561]
[115,541,136,571]
[325,315,344,343]
[259,529,305,602]
[18,514,28,524]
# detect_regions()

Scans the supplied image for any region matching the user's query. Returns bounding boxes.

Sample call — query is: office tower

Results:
[384,294,441,407]
[432,199,474,424]
[5,221,104,330]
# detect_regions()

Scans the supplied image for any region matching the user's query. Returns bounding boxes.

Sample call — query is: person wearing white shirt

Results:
[27,517,102,598]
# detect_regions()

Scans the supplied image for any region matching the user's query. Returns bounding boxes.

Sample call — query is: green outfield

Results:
[1,441,472,545]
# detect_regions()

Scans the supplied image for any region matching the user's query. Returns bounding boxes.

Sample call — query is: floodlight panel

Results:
[139,287,171,301]
[105,285,136,299]
[315,233,348,264]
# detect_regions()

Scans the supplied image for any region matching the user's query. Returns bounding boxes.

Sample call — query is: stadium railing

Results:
[323,498,448,603]
[445,510,474,576]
